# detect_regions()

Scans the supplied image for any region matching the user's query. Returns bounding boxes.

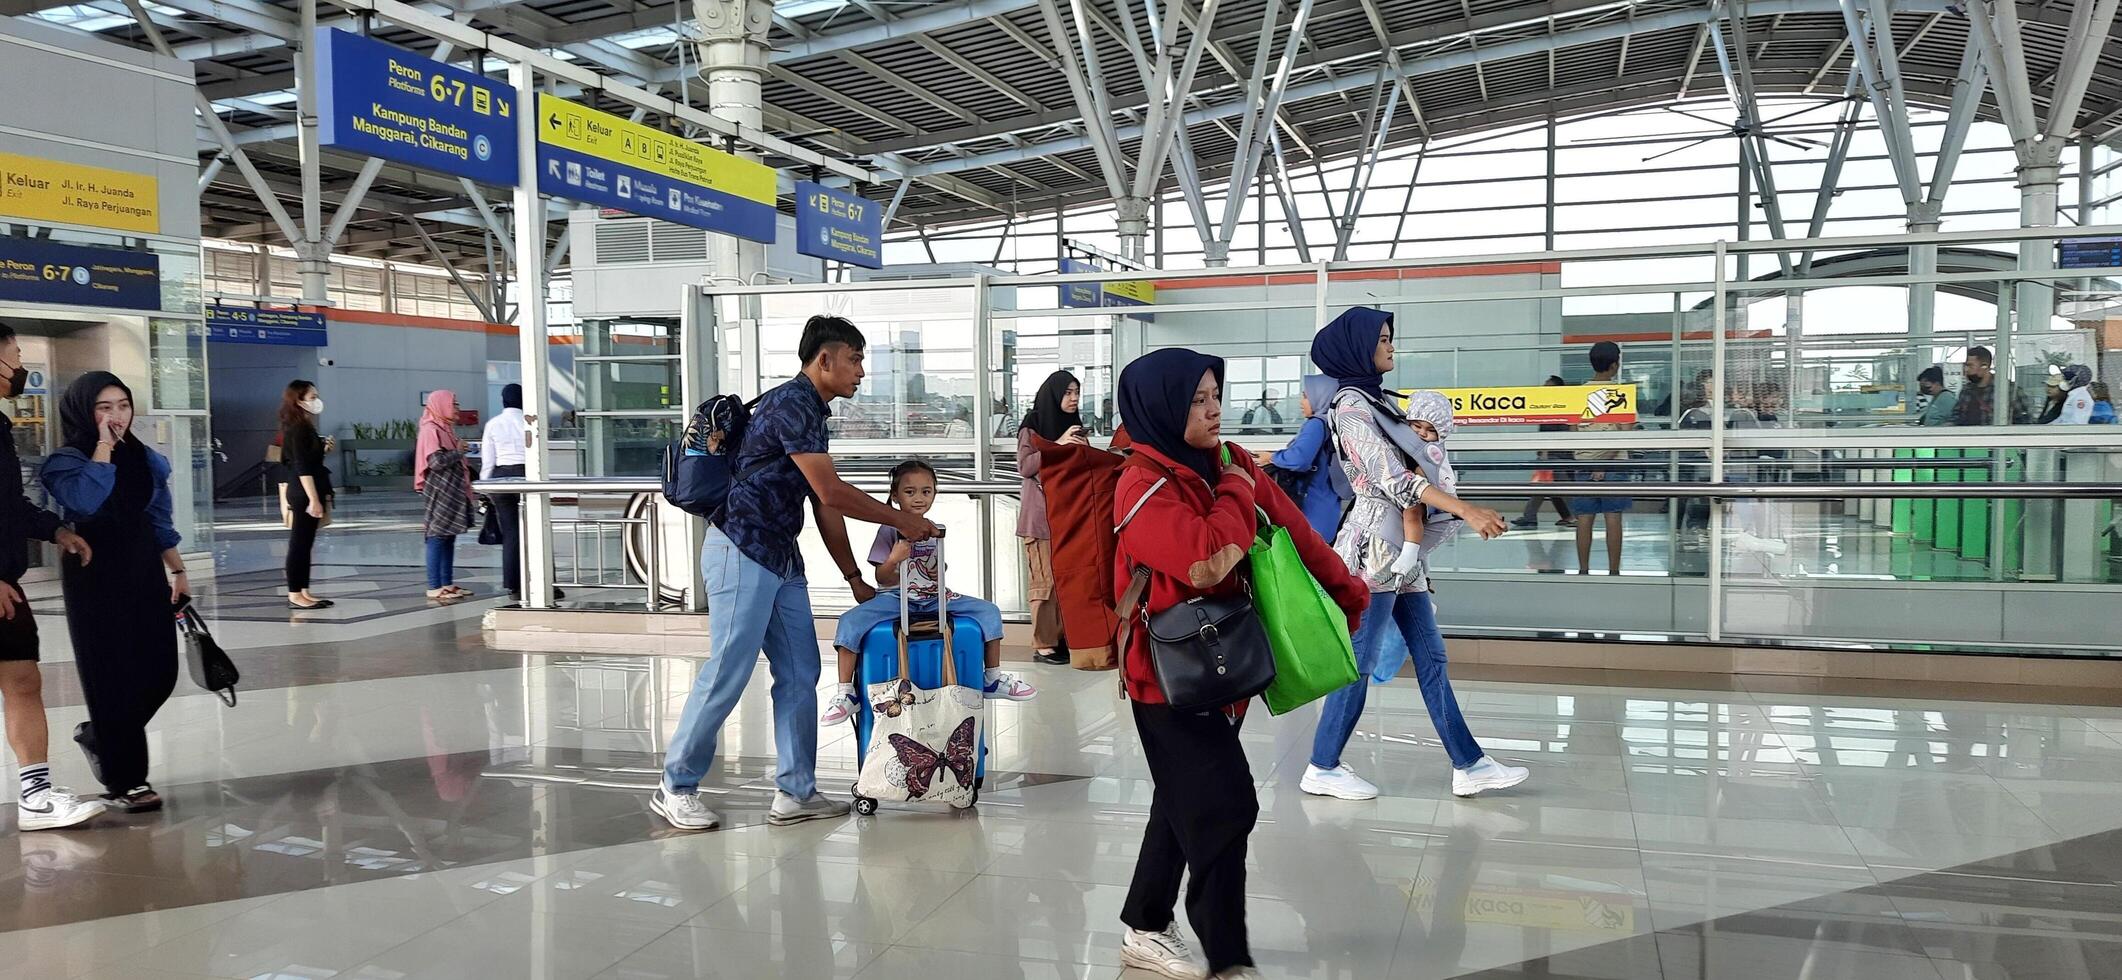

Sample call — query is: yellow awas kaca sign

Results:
[0,152,159,234]
[1430,383,1638,427]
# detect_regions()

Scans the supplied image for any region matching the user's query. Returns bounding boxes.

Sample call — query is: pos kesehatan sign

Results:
[1429,383,1638,427]
[794,180,882,268]
[535,94,777,242]
[313,28,518,185]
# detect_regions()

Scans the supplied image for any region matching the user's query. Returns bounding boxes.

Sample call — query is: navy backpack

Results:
[661,393,763,522]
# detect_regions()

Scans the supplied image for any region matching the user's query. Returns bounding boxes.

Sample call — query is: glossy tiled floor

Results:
[2,505,2120,978]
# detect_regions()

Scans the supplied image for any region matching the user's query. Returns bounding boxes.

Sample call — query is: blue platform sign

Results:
[0,238,160,310]
[314,28,518,186]
[206,304,329,347]
[2058,236,2122,270]
[1059,257,1155,322]
[794,181,883,269]
[535,94,777,242]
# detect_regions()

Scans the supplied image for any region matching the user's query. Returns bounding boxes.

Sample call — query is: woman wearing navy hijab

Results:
[1110,347,1365,980]
[1304,308,1530,802]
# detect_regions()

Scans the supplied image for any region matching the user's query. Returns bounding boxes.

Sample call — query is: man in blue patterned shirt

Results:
[654,315,938,831]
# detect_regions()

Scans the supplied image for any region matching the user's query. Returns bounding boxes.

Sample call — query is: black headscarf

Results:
[1117,348,1223,485]
[58,371,152,514]
[1018,370,1083,441]
[502,383,524,410]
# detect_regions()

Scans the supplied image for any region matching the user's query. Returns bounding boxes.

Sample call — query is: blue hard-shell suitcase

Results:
[849,536,988,814]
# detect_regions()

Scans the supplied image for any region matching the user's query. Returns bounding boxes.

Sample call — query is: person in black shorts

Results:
[0,321,101,831]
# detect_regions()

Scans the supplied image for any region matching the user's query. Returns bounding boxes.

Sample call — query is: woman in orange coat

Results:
[1108,347,1366,980]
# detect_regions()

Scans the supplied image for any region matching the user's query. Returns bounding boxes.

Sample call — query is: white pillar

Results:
[1907,208,1941,406]
[512,60,556,607]
[2014,143,2064,342]
[697,0,771,292]
[1115,196,1152,264]
[295,0,329,301]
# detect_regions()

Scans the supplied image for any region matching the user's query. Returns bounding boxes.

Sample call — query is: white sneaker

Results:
[768,791,850,826]
[820,686,859,725]
[983,669,1037,701]
[650,788,720,830]
[1299,764,1379,801]
[1733,531,1790,555]
[1120,924,1207,979]
[16,789,104,832]
[1452,756,1530,798]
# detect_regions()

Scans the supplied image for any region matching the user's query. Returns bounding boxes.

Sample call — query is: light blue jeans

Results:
[1311,589,1483,771]
[662,528,820,799]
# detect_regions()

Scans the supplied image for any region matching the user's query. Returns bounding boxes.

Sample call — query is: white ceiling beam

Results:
[908,0,1954,179]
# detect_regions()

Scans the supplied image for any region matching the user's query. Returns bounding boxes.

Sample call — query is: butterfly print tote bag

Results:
[854,540,983,809]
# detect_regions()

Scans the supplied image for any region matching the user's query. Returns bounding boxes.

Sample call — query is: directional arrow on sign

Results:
[548,114,561,130]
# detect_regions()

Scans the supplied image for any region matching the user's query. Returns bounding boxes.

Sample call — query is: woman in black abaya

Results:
[41,372,185,812]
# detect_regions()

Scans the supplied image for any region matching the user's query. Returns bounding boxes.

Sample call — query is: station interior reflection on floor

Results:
[2,497,2119,980]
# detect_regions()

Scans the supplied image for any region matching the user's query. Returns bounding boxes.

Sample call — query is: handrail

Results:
[477,477,2122,500]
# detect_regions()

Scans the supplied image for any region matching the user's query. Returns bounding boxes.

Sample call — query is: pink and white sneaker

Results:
[983,669,1037,701]
[820,686,859,725]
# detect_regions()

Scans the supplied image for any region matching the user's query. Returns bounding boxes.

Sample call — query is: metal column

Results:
[295,0,330,301]
[698,0,771,288]
[511,59,556,608]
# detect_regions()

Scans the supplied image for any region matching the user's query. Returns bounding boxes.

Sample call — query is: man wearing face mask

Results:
[1951,347,2013,426]
[1915,366,1957,426]
[0,322,102,830]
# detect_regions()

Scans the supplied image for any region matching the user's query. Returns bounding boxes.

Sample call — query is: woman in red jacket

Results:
[1110,347,1368,980]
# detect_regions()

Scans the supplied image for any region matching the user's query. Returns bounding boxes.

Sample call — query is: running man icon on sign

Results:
[1582,386,1629,421]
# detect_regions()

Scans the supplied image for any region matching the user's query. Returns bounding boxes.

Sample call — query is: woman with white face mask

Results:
[280,380,334,609]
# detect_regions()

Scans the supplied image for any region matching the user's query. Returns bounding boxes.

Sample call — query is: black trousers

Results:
[1122,701,1259,973]
[286,508,321,592]
[491,464,525,595]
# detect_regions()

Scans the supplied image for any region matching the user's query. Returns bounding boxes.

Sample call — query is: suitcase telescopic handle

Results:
[895,527,952,687]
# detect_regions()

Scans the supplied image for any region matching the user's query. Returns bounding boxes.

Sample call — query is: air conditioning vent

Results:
[653,223,708,262]
[594,220,652,264]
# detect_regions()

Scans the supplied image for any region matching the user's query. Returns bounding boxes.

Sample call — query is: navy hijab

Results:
[1118,347,1223,485]
[501,383,524,410]
[1310,307,1394,402]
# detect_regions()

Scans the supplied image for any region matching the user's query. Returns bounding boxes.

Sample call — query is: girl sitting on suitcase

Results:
[823,460,1037,724]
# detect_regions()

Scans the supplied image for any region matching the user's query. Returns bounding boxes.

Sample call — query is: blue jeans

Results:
[832,591,1006,651]
[424,535,456,589]
[663,528,819,799]
[1311,590,1483,771]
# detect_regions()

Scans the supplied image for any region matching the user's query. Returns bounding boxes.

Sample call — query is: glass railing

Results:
[503,224,2122,656]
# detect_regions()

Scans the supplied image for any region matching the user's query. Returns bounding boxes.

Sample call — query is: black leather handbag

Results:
[1143,591,1277,714]
[176,599,241,707]
[476,498,504,546]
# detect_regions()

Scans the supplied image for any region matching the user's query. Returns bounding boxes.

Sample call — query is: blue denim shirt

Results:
[721,373,830,578]
[40,446,182,552]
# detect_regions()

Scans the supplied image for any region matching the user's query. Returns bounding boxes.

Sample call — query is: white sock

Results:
[837,682,858,701]
[985,667,1003,682]
[19,763,50,801]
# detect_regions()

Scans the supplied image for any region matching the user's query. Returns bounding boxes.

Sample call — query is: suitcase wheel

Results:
[853,794,879,816]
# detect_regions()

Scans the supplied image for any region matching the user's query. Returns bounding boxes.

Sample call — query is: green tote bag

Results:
[1248,509,1359,715]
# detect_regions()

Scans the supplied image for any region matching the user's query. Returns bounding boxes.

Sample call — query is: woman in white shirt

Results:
[481,384,529,598]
